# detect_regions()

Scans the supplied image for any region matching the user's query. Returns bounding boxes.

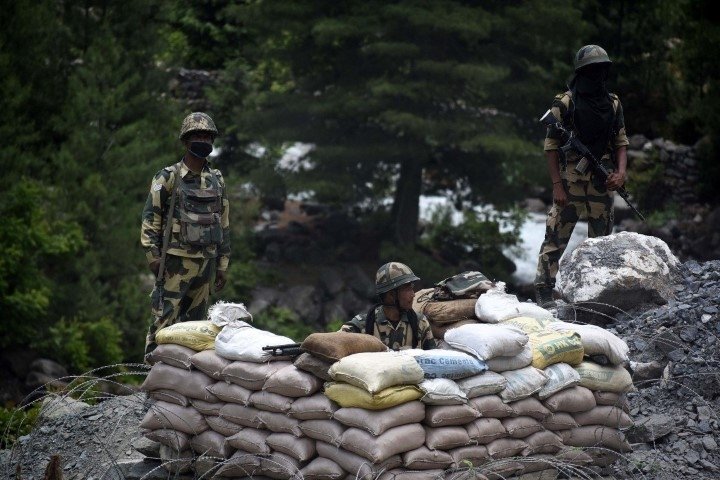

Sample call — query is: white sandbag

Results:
[444,324,529,361]
[455,372,507,398]
[498,366,548,403]
[574,361,634,393]
[400,348,488,380]
[329,351,424,394]
[208,301,253,327]
[475,289,554,324]
[547,321,630,365]
[536,363,581,400]
[215,324,295,363]
[419,378,467,405]
[485,344,533,372]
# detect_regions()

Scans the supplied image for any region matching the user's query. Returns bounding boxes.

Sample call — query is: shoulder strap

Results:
[364,304,380,336]
[157,162,183,282]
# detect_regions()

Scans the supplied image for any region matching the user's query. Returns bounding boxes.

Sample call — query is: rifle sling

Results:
[156,161,183,284]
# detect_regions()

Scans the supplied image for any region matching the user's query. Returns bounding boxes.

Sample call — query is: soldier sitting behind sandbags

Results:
[340,262,436,351]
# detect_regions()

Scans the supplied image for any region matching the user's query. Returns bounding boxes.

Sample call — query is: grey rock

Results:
[626,414,675,443]
[131,436,160,458]
[277,284,321,324]
[248,287,280,316]
[322,297,348,325]
[653,331,684,354]
[318,267,345,296]
[29,358,69,379]
[702,436,718,451]
[630,360,666,383]
[39,396,90,420]
[343,264,375,299]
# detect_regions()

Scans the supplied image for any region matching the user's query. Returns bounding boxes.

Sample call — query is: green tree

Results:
[214,0,590,246]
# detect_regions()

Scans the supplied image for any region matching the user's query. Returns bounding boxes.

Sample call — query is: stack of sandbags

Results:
[413,287,480,340]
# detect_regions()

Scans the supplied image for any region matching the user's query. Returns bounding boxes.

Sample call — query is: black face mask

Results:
[189,141,213,159]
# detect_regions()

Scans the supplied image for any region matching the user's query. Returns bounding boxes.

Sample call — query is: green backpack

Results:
[432,271,495,301]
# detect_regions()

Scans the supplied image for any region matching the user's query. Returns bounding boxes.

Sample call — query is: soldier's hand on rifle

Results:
[606,171,625,191]
[150,260,161,278]
[215,270,227,292]
[552,182,568,208]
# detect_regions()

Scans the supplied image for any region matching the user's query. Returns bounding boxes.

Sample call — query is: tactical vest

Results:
[169,163,224,247]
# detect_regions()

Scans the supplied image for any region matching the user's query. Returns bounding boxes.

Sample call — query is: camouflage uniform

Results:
[341,307,436,351]
[141,115,230,355]
[534,88,629,291]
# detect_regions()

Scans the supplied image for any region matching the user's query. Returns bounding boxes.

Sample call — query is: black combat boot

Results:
[535,286,557,309]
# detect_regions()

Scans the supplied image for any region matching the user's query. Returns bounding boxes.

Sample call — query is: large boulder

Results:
[558,232,681,321]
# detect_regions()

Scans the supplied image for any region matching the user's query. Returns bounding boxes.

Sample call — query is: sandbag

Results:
[249,390,294,413]
[573,405,634,428]
[574,361,634,393]
[215,324,296,362]
[140,401,208,435]
[498,366,548,403]
[499,316,551,334]
[509,397,551,421]
[401,348,488,380]
[190,349,231,380]
[485,438,528,459]
[423,299,478,325]
[500,416,543,439]
[419,378,468,405]
[288,393,338,420]
[299,457,345,480]
[190,398,223,416]
[141,362,217,402]
[448,445,490,468]
[430,319,478,340]
[445,324,529,361]
[158,445,193,474]
[464,418,507,444]
[555,447,594,466]
[468,395,514,418]
[214,449,261,478]
[205,415,242,437]
[528,329,584,369]
[190,430,234,459]
[402,446,453,470]
[456,372,507,398]
[424,426,472,450]
[593,391,630,412]
[256,410,302,436]
[485,344,533,372]
[264,364,322,397]
[536,363,581,400]
[379,469,447,480]
[258,451,301,479]
[144,428,190,452]
[424,404,480,427]
[206,381,252,405]
[541,412,579,431]
[475,289,554,324]
[299,419,345,446]
[146,344,195,369]
[548,321,630,365]
[266,432,316,462]
[218,404,264,429]
[294,352,334,381]
[542,385,596,413]
[332,401,425,436]
[155,321,221,351]
[560,426,632,452]
[340,424,426,463]
[226,428,271,454]
[315,441,402,479]
[329,352,424,393]
[521,431,564,456]
[301,331,388,362]
[324,382,423,410]
[221,360,292,391]
[149,389,189,407]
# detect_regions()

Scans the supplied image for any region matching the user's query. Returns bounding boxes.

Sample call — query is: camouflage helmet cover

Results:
[375,262,420,296]
[179,112,219,140]
[574,45,612,71]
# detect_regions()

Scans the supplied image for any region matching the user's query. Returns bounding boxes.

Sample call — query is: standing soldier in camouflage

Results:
[141,112,231,357]
[534,45,629,307]
[341,262,436,350]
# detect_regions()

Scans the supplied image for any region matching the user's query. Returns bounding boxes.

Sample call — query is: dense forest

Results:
[1,0,717,371]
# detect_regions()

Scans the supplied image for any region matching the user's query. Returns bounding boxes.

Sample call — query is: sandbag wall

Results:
[139,298,635,479]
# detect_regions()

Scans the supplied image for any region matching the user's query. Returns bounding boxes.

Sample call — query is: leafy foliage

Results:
[0,403,41,449]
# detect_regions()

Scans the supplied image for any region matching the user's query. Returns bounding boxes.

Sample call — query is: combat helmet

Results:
[574,45,612,72]
[179,112,219,140]
[375,262,420,296]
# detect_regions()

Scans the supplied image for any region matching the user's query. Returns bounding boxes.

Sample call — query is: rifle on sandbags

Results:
[539,109,645,222]
[262,343,303,357]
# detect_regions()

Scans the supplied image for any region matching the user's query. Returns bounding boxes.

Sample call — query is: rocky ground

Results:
[1,259,718,479]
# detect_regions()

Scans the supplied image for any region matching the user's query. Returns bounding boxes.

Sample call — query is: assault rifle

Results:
[539,109,645,222]
[262,343,303,357]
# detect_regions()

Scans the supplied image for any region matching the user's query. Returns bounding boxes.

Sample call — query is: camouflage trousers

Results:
[145,255,216,357]
[535,176,614,289]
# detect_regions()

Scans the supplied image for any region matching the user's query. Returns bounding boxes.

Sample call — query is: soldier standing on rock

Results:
[141,112,231,358]
[341,262,436,350]
[534,45,630,308]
